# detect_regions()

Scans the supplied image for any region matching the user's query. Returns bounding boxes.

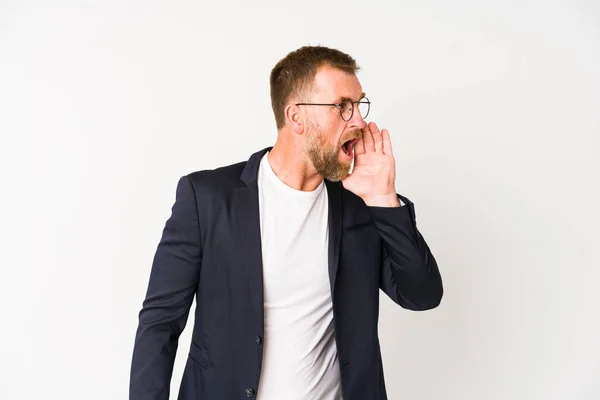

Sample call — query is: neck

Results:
[267,129,323,192]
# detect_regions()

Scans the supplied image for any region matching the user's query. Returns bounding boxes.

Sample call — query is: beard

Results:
[304,123,362,182]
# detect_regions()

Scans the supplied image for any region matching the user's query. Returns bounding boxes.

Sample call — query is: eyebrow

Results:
[338,92,366,103]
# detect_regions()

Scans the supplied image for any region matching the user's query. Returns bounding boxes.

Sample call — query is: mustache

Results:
[340,130,363,144]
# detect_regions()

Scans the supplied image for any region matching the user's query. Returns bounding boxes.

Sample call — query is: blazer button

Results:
[255,336,262,346]
[245,388,255,398]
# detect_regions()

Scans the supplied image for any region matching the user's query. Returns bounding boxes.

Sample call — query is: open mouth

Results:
[341,138,359,158]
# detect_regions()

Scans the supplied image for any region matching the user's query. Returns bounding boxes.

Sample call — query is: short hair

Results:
[269,45,360,130]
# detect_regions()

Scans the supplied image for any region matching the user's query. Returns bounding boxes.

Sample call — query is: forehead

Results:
[311,66,363,101]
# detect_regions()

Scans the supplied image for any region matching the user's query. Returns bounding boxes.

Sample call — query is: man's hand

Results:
[342,122,401,208]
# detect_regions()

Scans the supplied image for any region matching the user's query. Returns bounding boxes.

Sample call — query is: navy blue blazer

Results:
[130,147,443,400]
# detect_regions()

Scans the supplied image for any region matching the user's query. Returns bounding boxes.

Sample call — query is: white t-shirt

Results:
[256,152,342,400]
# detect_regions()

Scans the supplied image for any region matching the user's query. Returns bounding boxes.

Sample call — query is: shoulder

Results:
[183,159,247,196]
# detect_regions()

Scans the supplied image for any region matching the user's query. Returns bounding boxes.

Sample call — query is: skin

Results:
[267,66,401,208]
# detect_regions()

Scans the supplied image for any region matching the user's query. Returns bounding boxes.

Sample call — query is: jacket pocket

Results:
[189,339,211,370]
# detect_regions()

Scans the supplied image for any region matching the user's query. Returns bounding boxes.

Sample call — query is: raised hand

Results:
[342,122,401,208]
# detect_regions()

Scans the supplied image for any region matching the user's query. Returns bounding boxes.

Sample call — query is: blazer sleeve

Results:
[130,175,202,400]
[368,194,443,310]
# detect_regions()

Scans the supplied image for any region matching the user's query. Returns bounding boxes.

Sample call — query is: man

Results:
[130,45,443,400]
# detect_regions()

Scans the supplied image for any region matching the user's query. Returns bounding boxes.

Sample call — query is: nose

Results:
[348,104,367,129]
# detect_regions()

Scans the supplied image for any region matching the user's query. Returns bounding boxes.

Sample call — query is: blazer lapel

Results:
[236,147,271,316]
[325,180,343,296]
[236,185,264,316]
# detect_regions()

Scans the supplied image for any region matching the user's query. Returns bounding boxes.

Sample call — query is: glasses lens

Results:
[340,100,353,121]
[358,98,370,119]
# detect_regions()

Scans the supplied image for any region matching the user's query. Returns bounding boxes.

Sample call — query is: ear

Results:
[284,104,304,134]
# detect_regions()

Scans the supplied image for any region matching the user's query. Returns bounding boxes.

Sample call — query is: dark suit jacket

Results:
[130,147,443,400]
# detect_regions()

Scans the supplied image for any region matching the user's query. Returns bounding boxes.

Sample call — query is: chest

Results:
[258,190,330,303]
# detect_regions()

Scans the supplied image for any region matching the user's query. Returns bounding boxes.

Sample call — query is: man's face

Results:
[302,67,367,181]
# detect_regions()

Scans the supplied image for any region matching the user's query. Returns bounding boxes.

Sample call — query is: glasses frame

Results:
[295,97,370,122]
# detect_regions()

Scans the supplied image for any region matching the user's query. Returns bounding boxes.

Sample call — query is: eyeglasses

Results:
[295,97,370,122]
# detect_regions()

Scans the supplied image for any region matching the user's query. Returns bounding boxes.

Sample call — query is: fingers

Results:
[362,123,375,152]
[381,128,392,155]
[370,122,383,153]
[354,135,366,155]
[358,122,389,154]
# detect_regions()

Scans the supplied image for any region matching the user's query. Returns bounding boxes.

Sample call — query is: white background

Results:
[1,1,599,399]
